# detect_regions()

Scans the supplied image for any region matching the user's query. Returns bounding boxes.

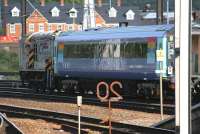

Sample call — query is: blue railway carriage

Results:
[19,25,175,98]
[54,25,175,98]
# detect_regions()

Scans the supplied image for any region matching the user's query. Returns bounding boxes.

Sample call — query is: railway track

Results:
[151,117,175,130]
[0,80,27,88]
[0,112,23,134]
[152,102,200,134]
[0,72,19,76]
[0,104,175,134]
[0,80,175,114]
[0,90,175,115]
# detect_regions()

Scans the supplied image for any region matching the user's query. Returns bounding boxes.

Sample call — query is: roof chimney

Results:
[40,0,45,6]
[117,0,121,7]
[97,0,102,7]
[3,0,8,6]
[143,3,151,12]
[60,0,64,6]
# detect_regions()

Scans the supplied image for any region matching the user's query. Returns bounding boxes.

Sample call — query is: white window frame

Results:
[69,8,78,18]
[11,7,20,17]
[10,24,16,34]
[51,7,60,17]
[29,23,34,32]
[52,10,59,17]
[12,11,19,17]
[38,23,44,32]
[78,25,82,31]
[70,12,77,18]
[126,13,135,20]
[48,24,52,32]
[57,24,62,31]
[68,25,73,31]
[108,8,117,18]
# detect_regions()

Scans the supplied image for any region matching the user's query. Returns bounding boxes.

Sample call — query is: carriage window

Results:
[97,44,114,58]
[63,44,95,58]
[121,42,147,58]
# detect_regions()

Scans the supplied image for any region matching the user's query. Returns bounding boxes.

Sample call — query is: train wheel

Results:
[193,79,200,96]
[145,88,153,99]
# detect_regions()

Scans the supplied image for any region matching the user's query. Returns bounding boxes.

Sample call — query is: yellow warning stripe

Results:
[45,59,52,71]
[28,53,34,59]
[28,58,34,66]
[45,63,52,70]
[29,49,34,53]
[27,49,35,68]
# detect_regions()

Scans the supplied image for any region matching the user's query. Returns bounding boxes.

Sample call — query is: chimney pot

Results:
[40,0,45,6]
[4,0,8,6]
[60,0,64,6]
[117,0,121,7]
[97,0,102,7]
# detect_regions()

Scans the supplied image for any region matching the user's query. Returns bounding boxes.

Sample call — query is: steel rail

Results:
[0,113,24,134]
[0,72,19,76]
[0,90,175,115]
[0,80,174,114]
[0,104,175,134]
[151,116,175,130]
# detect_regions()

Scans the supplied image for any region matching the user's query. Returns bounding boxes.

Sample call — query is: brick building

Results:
[1,0,174,39]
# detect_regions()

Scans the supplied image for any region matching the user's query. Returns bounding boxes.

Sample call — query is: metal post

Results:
[156,0,163,24]
[21,0,26,38]
[109,0,112,9]
[2,0,7,35]
[72,0,75,31]
[83,0,89,30]
[77,96,82,134]
[78,106,81,134]
[160,62,164,120]
[175,0,191,133]
[166,0,169,24]
[175,0,180,132]
[108,99,112,134]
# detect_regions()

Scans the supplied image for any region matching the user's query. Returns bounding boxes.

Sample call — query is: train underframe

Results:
[54,77,174,99]
[20,70,174,99]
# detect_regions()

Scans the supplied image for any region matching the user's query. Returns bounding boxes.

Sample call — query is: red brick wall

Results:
[5,9,106,39]
[26,9,48,34]
[6,23,21,38]
[95,12,106,26]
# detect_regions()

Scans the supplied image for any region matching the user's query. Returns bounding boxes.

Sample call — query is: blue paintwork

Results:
[54,25,174,80]
[55,58,158,80]
[56,70,158,80]
[56,25,174,42]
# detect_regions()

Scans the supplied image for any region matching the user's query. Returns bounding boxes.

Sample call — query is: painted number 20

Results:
[96,81,123,102]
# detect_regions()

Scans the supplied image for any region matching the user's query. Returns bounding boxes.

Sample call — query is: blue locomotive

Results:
[19,24,175,98]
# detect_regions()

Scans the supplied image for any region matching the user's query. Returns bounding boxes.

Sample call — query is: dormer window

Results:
[69,8,78,18]
[126,10,135,20]
[11,7,20,17]
[10,24,16,33]
[108,7,117,18]
[51,7,60,17]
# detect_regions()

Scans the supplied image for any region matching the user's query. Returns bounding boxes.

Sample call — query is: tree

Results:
[0,27,3,35]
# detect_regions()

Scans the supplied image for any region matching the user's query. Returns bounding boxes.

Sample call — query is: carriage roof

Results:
[56,24,174,42]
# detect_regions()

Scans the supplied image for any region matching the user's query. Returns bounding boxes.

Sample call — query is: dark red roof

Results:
[0,36,19,44]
